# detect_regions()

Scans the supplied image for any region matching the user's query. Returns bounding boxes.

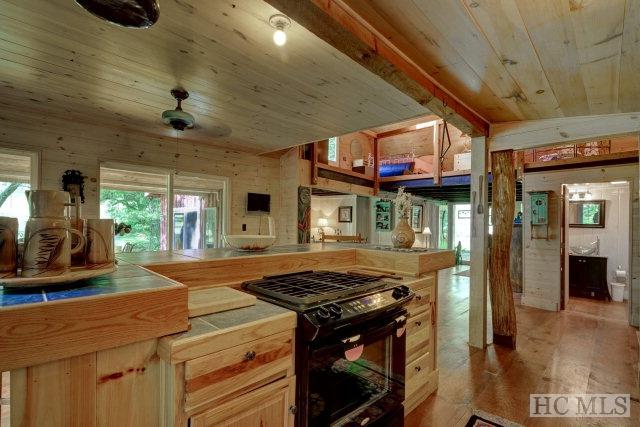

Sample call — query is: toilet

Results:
[609,282,626,302]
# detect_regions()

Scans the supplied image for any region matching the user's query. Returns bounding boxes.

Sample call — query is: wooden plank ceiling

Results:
[340,0,640,122]
[0,0,429,154]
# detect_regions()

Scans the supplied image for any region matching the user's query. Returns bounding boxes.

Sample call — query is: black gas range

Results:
[243,270,414,427]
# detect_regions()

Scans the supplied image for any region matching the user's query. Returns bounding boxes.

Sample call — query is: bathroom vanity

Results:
[569,255,610,300]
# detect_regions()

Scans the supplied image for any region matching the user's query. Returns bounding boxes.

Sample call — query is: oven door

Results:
[303,311,407,427]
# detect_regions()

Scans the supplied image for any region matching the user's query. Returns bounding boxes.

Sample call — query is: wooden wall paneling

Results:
[10,353,97,427]
[338,0,519,123]
[489,113,640,152]
[0,110,289,235]
[568,0,625,114]
[514,0,589,116]
[469,136,488,348]
[96,340,162,427]
[462,0,559,118]
[489,150,517,348]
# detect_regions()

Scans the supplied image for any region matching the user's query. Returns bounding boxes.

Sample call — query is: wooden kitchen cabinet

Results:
[403,272,438,415]
[190,376,295,427]
[158,301,297,427]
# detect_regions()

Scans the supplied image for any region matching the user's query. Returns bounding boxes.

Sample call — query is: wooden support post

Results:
[311,142,319,185]
[433,123,442,185]
[373,138,379,195]
[490,150,517,348]
[469,136,488,348]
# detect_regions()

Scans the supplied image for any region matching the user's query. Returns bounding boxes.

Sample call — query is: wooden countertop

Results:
[134,244,455,290]
[0,262,188,371]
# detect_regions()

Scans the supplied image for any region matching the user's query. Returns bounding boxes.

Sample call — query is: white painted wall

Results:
[310,195,358,240]
[566,183,631,299]
[522,164,639,326]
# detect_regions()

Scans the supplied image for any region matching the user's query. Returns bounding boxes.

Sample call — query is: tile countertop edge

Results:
[158,308,297,364]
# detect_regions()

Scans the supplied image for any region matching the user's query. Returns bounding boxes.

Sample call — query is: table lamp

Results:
[422,226,432,248]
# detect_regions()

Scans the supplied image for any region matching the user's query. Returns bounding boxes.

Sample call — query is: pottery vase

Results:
[391,215,415,249]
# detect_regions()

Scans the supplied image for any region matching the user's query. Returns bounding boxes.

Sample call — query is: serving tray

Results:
[0,264,117,288]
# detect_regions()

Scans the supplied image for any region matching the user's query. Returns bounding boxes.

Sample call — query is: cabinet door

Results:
[190,376,295,427]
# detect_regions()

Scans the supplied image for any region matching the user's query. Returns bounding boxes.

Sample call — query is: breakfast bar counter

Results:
[2,244,454,426]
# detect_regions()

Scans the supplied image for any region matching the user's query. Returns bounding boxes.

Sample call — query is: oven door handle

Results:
[394,314,407,328]
[341,334,361,344]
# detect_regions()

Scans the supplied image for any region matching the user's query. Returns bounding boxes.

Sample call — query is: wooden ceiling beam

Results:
[263,0,489,137]
[489,112,640,152]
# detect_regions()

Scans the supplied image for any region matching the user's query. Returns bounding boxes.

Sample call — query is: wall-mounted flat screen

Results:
[247,192,270,213]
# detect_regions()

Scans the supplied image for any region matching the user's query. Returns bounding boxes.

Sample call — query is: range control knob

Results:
[315,306,331,323]
[392,285,410,299]
[327,303,343,319]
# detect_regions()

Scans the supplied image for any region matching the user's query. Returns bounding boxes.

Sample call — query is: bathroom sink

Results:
[570,246,598,256]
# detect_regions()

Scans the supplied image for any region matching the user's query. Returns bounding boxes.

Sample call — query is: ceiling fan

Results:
[75,0,159,28]
[162,89,195,131]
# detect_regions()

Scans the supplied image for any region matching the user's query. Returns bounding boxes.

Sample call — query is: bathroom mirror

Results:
[568,200,605,228]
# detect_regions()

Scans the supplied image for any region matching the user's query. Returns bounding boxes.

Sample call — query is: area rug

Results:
[464,410,522,427]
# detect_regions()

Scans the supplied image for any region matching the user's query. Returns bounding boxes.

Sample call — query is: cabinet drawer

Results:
[184,330,293,412]
[406,273,435,291]
[407,285,433,317]
[405,311,430,363]
[190,376,295,427]
[405,352,431,399]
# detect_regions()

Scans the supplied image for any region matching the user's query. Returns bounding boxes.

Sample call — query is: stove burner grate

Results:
[244,271,384,306]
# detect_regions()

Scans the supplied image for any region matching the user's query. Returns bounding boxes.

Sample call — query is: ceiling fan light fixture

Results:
[75,0,159,29]
[162,89,195,131]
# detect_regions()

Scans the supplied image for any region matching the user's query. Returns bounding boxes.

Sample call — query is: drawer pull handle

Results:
[415,366,421,372]
[289,405,297,414]
[244,351,256,361]
[416,295,422,301]
[415,321,422,327]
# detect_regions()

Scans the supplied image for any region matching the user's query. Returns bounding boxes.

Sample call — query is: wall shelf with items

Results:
[527,190,552,240]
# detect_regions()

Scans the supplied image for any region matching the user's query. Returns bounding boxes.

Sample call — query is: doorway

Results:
[561,181,632,318]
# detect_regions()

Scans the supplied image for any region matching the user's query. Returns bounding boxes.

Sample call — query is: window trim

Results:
[0,147,40,189]
[99,161,230,251]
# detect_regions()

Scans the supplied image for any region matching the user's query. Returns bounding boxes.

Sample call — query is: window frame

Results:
[99,161,230,252]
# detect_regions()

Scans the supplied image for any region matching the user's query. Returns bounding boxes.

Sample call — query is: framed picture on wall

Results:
[338,206,353,223]
[375,200,392,231]
[411,205,423,232]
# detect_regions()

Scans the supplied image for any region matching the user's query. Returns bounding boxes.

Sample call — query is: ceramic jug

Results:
[25,190,73,218]
[21,217,85,277]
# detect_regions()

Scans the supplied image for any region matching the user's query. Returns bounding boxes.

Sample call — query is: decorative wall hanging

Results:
[338,206,353,223]
[297,186,311,244]
[62,170,86,204]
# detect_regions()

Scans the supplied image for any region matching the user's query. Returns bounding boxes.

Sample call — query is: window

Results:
[438,203,449,249]
[99,164,226,253]
[328,137,338,163]
[0,149,38,241]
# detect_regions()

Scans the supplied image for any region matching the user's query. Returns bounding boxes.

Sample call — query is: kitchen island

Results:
[1,244,454,426]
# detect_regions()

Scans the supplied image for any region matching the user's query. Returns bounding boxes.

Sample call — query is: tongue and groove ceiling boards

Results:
[338,0,640,122]
[0,0,428,153]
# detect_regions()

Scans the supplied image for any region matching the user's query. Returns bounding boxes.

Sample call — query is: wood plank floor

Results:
[406,266,640,426]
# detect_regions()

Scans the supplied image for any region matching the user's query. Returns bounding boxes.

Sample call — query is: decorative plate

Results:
[0,264,117,288]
